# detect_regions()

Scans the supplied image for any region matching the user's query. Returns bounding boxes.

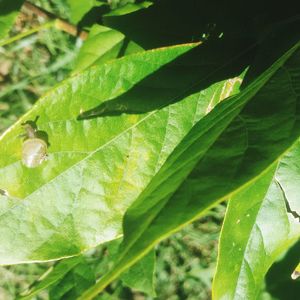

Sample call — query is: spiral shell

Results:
[22,138,47,168]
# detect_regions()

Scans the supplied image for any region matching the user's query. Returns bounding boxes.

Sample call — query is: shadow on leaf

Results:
[77,37,254,120]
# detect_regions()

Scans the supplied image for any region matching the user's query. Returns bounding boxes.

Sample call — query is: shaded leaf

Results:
[213,156,300,299]
[0,0,24,41]
[49,258,95,300]
[0,44,195,264]
[72,2,152,73]
[78,41,300,299]
[102,0,299,50]
[104,2,152,17]
[212,25,300,300]
[66,0,107,24]
[20,256,84,300]
[276,141,300,217]
[264,241,300,300]
[72,24,142,73]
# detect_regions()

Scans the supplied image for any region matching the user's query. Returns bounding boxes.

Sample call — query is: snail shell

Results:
[22,138,48,168]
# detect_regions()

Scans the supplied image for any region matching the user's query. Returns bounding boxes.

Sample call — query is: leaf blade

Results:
[0,41,245,265]
[213,140,300,299]
[0,0,24,41]
[78,41,300,299]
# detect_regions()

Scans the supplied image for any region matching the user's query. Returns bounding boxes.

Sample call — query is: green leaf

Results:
[101,0,299,51]
[121,250,156,296]
[65,0,150,27]
[0,41,244,265]
[78,41,300,299]
[72,2,151,73]
[212,28,300,300]
[49,258,95,300]
[66,0,107,24]
[106,240,157,296]
[19,256,89,300]
[0,43,192,264]
[72,24,142,73]
[213,161,300,299]
[93,0,263,69]
[0,0,24,40]
[276,140,300,217]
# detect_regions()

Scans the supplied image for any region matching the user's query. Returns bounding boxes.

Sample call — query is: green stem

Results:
[0,20,55,47]
[77,269,123,300]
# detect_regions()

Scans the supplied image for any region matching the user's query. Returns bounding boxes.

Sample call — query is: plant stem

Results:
[77,270,121,300]
[0,20,55,47]
[0,0,89,48]
[23,1,88,40]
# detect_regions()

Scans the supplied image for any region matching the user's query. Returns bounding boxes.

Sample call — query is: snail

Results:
[0,189,8,196]
[21,123,48,168]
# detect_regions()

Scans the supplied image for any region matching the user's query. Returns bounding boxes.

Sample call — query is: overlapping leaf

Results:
[212,31,300,299]
[78,41,300,299]
[19,241,155,299]
[0,42,244,265]
[73,24,142,73]
[19,256,91,300]
[213,155,300,299]
[72,2,152,72]
[66,0,107,24]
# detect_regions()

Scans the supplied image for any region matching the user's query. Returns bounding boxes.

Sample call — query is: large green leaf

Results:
[78,41,300,299]
[0,44,192,264]
[212,27,300,298]
[0,0,24,40]
[0,41,245,265]
[213,156,300,299]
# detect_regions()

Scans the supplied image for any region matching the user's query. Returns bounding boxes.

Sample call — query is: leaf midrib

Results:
[5,108,159,205]
[2,64,250,202]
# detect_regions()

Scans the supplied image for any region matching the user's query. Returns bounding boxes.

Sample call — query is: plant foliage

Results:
[1,0,300,299]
